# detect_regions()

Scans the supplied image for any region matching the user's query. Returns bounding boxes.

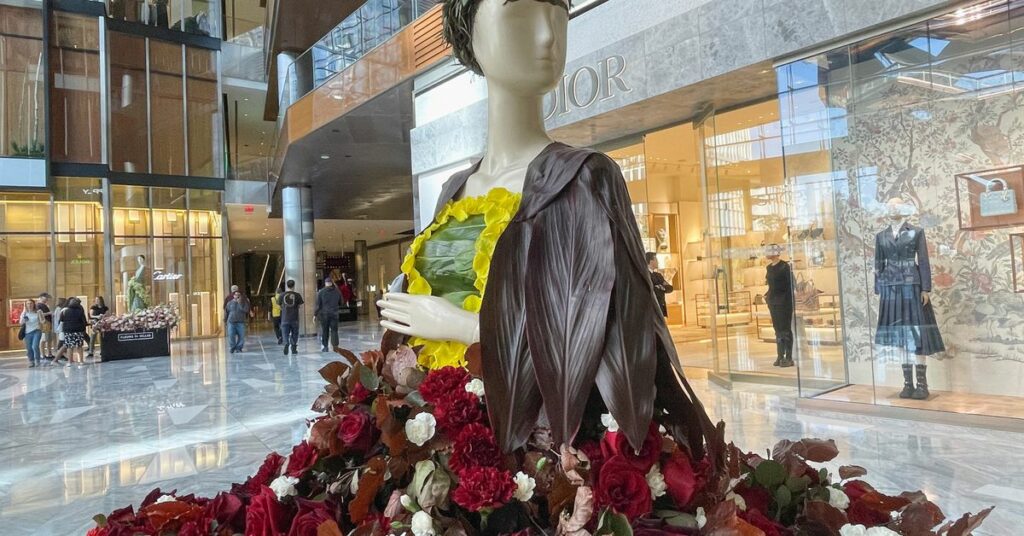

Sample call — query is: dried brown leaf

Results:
[318,362,349,386]
[375,397,407,456]
[316,520,344,536]
[465,342,482,377]
[556,486,593,536]
[897,501,945,536]
[334,348,359,367]
[937,506,994,536]
[559,444,589,486]
[547,473,579,525]
[802,500,848,532]
[349,456,387,525]
[381,329,405,355]
[838,465,868,480]
[772,438,839,463]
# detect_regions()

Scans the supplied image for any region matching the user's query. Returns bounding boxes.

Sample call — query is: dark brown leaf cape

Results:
[433,143,719,458]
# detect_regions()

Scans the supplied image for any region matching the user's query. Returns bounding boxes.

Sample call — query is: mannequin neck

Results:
[471,83,553,195]
[891,218,908,231]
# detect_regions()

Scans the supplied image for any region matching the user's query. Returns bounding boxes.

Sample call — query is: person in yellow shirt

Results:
[270,285,283,345]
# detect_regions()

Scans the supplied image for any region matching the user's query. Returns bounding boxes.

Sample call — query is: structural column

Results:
[354,239,369,315]
[283,185,317,335]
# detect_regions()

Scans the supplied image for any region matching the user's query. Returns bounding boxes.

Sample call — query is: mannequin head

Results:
[885,197,914,221]
[444,0,569,95]
[764,243,783,262]
[136,254,146,266]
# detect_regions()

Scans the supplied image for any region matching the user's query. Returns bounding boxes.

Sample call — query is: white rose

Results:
[155,494,176,504]
[646,465,667,498]
[465,378,485,397]
[726,491,747,511]
[839,526,867,536]
[866,528,900,536]
[828,486,851,510]
[513,471,536,502]
[695,507,707,529]
[411,510,436,536]
[405,413,437,447]
[400,493,419,512]
[600,413,619,432]
[269,475,299,500]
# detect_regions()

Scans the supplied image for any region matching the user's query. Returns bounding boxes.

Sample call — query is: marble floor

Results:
[0,321,1021,535]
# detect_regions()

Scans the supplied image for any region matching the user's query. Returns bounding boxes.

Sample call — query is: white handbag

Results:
[979,178,1018,217]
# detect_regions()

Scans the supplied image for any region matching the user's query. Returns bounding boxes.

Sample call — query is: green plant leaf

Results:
[819,468,830,483]
[775,485,792,508]
[415,215,485,306]
[405,390,426,407]
[92,514,107,528]
[786,474,811,493]
[596,510,633,535]
[654,510,698,529]
[359,366,381,391]
[755,460,787,488]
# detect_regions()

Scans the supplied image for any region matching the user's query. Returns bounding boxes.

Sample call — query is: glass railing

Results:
[276,0,437,114]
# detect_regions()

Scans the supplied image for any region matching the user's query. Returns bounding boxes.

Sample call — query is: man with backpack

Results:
[279,279,304,355]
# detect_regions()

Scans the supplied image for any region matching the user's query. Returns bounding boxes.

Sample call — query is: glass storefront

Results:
[0,180,225,351]
[775,0,1024,421]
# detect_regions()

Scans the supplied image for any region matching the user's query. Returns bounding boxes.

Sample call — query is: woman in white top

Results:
[53,297,67,362]
[20,300,43,367]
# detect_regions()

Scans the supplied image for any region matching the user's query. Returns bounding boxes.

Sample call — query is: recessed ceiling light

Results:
[320,154,330,159]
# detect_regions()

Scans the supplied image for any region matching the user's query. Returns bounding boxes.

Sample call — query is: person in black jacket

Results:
[54,298,88,365]
[87,296,109,358]
[646,252,673,317]
[764,245,795,368]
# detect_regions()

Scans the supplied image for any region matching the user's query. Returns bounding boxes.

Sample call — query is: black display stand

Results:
[100,328,170,361]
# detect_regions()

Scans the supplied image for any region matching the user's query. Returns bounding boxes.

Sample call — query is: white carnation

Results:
[269,475,299,500]
[600,413,619,432]
[695,507,707,529]
[866,528,900,536]
[513,471,536,502]
[828,486,851,510]
[155,494,176,504]
[838,525,900,536]
[411,510,436,536]
[646,465,667,498]
[405,413,437,447]
[464,378,485,397]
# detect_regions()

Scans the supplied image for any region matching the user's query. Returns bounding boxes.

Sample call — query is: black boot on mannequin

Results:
[777,335,795,367]
[912,364,929,400]
[773,339,784,367]
[899,363,915,398]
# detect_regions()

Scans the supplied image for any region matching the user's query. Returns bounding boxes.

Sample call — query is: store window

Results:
[0,192,52,351]
[50,12,102,163]
[186,47,219,177]
[54,178,106,302]
[106,0,220,38]
[109,33,149,173]
[150,41,186,176]
[1,5,45,159]
[777,0,1024,420]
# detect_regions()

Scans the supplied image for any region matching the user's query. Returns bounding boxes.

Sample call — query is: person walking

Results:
[54,298,88,365]
[20,300,43,367]
[52,297,67,362]
[270,285,284,344]
[226,290,250,353]
[646,252,674,317]
[279,279,304,355]
[87,296,109,358]
[313,278,342,352]
[37,294,53,360]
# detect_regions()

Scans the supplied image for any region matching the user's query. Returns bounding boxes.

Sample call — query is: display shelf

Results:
[695,291,751,328]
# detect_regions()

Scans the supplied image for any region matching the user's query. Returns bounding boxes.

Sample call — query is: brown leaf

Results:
[859,490,912,514]
[381,329,405,355]
[309,417,342,456]
[524,451,556,496]
[312,392,338,413]
[349,456,388,525]
[838,465,868,480]
[772,438,839,463]
[703,501,766,536]
[334,348,360,367]
[140,501,205,533]
[319,362,350,386]
[465,343,483,377]
[547,473,579,525]
[897,501,945,536]
[802,500,848,532]
[559,444,589,486]
[937,506,994,536]
[556,486,594,536]
[375,397,407,456]
[317,519,345,536]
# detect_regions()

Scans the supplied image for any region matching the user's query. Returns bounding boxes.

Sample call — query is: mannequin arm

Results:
[377,293,479,345]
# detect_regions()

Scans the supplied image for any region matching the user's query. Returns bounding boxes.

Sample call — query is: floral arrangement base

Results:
[86,345,992,536]
[100,328,170,361]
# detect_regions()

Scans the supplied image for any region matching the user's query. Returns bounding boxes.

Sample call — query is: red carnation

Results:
[287,499,335,536]
[246,486,292,536]
[419,367,471,405]
[206,492,244,532]
[449,423,503,474]
[661,451,698,507]
[452,466,516,511]
[433,390,484,435]
[337,410,379,455]
[596,455,653,519]
[601,423,662,472]
[739,508,786,536]
[239,452,285,497]
[286,441,319,478]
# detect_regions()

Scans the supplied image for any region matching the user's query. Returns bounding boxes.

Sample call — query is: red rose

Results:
[337,410,379,454]
[433,391,484,435]
[349,382,372,403]
[596,455,653,519]
[238,452,285,497]
[287,499,335,536]
[661,451,698,507]
[847,499,891,526]
[207,492,245,531]
[452,466,516,511]
[246,486,292,536]
[419,367,471,405]
[449,423,503,474]
[739,508,786,536]
[178,512,214,536]
[86,528,109,536]
[285,441,319,478]
[601,423,662,472]
[734,483,771,517]
[843,480,873,502]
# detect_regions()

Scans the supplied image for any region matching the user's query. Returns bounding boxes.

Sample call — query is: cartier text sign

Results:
[545,55,632,120]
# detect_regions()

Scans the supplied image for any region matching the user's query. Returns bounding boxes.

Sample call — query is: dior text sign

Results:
[545,55,632,120]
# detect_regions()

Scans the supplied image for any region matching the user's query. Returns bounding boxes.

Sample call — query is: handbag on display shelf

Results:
[979,177,1018,217]
[794,273,822,311]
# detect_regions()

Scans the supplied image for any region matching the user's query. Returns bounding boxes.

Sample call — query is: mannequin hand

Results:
[921,291,931,306]
[378,293,479,345]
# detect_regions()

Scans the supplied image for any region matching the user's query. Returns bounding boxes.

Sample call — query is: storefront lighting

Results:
[320,154,330,160]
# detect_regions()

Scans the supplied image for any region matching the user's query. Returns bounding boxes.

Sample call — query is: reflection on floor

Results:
[0,321,1021,535]
[670,323,846,382]
[815,384,1024,420]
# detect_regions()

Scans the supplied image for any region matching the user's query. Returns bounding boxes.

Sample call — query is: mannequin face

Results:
[472,0,569,95]
[886,198,911,220]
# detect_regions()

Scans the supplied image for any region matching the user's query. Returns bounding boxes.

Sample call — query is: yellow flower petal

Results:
[463,294,482,313]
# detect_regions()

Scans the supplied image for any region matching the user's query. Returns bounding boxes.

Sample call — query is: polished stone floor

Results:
[0,321,1021,535]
